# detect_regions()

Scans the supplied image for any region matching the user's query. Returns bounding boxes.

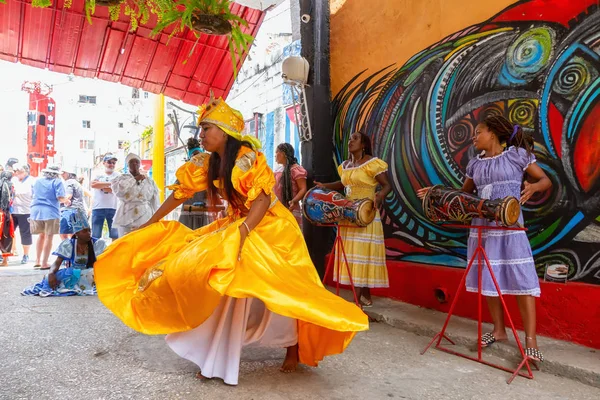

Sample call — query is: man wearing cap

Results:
[111,153,159,237]
[30,165,68,269]
[90,154,121,240]
[11,164,35,264]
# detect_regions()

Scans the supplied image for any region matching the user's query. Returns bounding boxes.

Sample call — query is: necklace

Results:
[351,154,365,168]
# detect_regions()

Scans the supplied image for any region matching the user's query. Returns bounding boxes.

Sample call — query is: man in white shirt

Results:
[90,154,121,239]
[11,164,35,264]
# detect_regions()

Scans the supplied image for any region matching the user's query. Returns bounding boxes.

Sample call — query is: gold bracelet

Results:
[242,221,251,235]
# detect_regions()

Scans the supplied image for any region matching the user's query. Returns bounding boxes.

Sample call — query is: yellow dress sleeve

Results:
[365,158,388,178]
[166,153,210,200]
[232,148,276,209]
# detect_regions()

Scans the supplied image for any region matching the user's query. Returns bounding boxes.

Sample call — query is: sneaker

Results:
[21,255,29,264]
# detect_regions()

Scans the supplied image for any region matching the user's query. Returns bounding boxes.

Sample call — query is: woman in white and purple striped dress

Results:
[419,115,552,362]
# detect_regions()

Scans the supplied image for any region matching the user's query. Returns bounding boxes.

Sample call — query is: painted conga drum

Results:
[302,187,376,227]
[421,185,521,226]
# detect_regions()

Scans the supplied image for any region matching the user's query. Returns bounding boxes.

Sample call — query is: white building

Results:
[52,80,155,179]
[0,61,155,180]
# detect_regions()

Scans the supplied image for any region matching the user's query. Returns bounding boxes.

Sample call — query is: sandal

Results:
[525,348,544,362]
[39,266,50,270]
[33,264,42,269]
[481,332,499,347]
[360,297,373,308]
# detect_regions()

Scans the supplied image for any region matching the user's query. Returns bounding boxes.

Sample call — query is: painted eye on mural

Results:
[552,56,597,100]
[508,99,537,128]
[499,27,555,86]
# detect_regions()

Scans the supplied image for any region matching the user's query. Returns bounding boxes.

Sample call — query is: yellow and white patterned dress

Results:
[333,158,389,288]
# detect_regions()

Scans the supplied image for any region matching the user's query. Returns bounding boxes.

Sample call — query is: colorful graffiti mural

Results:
[332,0,600,284]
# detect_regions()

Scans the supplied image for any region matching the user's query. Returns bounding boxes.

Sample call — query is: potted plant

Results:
[152,0,254,76]
[21,0,254,77]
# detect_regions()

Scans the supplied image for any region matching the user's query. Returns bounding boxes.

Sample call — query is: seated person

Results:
[21,209,107,297]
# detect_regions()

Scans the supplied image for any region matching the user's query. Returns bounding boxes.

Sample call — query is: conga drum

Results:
[302,187,376,227]
[421,185,521,226]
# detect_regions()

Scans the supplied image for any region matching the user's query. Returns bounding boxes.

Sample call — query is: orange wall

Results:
[330,0,516,95]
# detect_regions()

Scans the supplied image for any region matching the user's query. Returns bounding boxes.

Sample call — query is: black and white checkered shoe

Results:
[525,347,544,362]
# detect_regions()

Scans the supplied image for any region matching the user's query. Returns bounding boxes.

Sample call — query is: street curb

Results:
[332,289,600,389]
[366,308,600,389]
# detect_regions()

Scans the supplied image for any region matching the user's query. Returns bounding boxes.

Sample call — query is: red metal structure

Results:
[421,224,537,384]
[0,0,264,105]
[21,81,56,177]
[321,223,361,308]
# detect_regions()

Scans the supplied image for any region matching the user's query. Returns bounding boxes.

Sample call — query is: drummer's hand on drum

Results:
[520,181,537,204]
[313,181,325,188]
[416,187,431,199]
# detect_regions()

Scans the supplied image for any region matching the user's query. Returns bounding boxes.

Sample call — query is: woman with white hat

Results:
[30,165,68,270]
[111,153,159,237]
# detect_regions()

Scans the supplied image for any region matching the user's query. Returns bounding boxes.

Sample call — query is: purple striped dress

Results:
[464,146,541,297]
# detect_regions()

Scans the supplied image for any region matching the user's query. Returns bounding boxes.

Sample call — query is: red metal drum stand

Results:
[320,223,361,307]
[420,224,538,384]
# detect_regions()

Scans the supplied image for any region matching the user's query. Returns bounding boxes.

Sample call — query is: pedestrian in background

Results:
[90,154,120,240]
[112,153,159,237]
[274,143,307,227]
[178,137,225,229]
[59,168,87,240]
[30,165,67,270]
[0,171,15,266]
[11,164,34,264]
[78,175,93,215]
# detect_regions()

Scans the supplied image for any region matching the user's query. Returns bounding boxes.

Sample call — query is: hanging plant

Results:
[151,0,254,77]
[14,0,254,78]
[96,0,122,6]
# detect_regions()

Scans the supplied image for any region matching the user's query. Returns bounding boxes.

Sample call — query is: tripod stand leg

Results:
[421,247,479,355]
[322,239,336,285]
[339,234,360,306]
[477,227,483,361]
[335,237,342,295]
[481,249,534,381]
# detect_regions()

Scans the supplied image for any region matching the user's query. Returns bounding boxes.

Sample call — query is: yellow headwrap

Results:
[197,95,262,150]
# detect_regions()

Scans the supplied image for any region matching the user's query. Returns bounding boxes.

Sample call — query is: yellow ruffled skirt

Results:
[94,202,368,366]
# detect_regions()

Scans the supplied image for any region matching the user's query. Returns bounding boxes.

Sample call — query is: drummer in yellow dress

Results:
[316,132,391,307]
[94,95,368,386]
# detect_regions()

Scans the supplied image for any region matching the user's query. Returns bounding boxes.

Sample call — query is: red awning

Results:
[0,0,265,105]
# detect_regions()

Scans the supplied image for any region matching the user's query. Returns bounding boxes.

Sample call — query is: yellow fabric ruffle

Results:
[166,152,210,200]
[95,147,368,367]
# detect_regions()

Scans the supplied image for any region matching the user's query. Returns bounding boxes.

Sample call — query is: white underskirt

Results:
[165,296,298,385]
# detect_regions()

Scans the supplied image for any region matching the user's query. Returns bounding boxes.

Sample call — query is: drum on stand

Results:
[421,185,521,226]
[302,187,376,227]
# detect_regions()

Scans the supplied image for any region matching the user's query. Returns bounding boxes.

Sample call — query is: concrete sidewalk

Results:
[334,289,600,389]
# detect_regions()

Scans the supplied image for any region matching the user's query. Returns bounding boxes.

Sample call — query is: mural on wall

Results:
[332,0,600,284]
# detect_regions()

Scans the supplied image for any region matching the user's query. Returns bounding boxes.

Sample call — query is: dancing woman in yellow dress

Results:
[94,97,368,385]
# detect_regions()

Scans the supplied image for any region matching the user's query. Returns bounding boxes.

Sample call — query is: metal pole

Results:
[153,94,165,202]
